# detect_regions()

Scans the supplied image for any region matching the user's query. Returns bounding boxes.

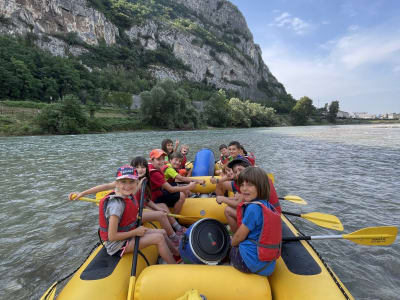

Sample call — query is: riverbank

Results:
[1,100,399,136]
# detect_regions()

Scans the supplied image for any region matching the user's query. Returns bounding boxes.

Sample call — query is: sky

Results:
[229,0,400,114]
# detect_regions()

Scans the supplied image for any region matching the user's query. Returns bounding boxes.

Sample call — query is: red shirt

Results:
[148,163,166,201]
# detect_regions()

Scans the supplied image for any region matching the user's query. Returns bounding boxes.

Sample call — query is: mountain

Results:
[0,0,287,101]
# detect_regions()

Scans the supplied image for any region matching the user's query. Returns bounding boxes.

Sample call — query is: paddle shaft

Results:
[131,179,147,277]
[282,211,301,217]
[283,235,342,242]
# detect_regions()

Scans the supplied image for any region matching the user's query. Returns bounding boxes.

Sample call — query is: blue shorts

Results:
[230,246,251,273]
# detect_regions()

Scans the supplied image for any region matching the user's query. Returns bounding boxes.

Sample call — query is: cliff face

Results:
[0,0,286,101]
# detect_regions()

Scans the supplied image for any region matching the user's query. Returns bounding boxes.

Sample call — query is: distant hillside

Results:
[0,0,287,102]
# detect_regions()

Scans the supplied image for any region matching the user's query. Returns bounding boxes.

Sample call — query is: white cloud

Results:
[270,12,311,35]
[331,28,400,70]
[260,24,400,113]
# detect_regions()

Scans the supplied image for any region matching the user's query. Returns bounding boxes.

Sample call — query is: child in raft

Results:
[239,145,256,166]
[98,165,176,263]
[148,149,196,216]
[161,139,179,162]
[230,166,282,276]
[69,157,183,248]
[179,144,189,171]
[212,157,252,232]
[165,152,204,185]
[215,144,230,175]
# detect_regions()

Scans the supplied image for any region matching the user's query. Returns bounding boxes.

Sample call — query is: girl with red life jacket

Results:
[98,165,176,263]
[69,157,184,251]
[230,167,282,276]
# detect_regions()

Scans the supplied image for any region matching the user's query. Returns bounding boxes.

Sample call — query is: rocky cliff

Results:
[0,0,287,101]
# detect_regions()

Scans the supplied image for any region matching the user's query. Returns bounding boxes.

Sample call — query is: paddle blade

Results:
[344,226,398,246]
[302,212,344,231]
[96,190,112,201]
[281,195,307,205]
[40,282,56,300]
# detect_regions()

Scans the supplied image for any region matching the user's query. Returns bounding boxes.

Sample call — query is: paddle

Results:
[279,195,307,205]
[127,178,147,300]
[283,226,398,246]
[283,211,343,231]
[71,194,99,204]
[72,196,200,220]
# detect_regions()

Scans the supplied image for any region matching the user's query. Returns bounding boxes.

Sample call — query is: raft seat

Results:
[133,264,271,300]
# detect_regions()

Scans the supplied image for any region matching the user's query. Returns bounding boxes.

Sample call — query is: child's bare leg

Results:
[142,211,174,236]
[147,229,179,256]
[123,231,176,264]
[172,192,186,214]
[225,206,238,233]
[156,203,177,225]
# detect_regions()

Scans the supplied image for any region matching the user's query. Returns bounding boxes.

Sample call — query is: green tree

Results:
[140,80,199,129]
[245,100,276,127]
[36,94,89,134]
[327,100,339,123]
[205,89,231,127]
[228,98,251,127]
[290,96,315,125]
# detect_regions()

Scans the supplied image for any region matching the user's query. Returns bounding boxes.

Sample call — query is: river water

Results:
[1,124,399,300]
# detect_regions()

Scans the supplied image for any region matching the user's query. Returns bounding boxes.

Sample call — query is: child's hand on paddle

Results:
[69,192,81,201]
[134,226,148,237]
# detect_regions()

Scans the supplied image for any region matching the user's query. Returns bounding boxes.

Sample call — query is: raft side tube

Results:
[178,197,227,226]
[56,224,160,300]
[269,215,355,300]
[134,265,271,300]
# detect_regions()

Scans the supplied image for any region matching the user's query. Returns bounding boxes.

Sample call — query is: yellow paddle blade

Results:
[343,226,398,246]
[301,212,344,231]
[40,282,56,300]
[281,195,307,205]
[96,190,113,200]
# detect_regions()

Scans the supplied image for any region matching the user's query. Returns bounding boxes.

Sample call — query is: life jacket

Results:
[220,154,230,165]
[98,192,138,241]
[148,163,168,200]
[245,152,256,166]
[232,180,241,194]
[180,155,187,169]
[237,200,282,261]
[268,177,281,214]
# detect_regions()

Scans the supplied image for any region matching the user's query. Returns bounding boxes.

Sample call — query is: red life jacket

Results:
[245,152,256,166]
[220,154,230,165]
[237,200,282,261]
[180,155,187,169]
[148,163,168,201]
[98,192,138,241]
[268,178,281,214]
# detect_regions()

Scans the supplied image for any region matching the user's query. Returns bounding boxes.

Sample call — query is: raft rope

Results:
[42,241,101,300]
[289,217,352,300]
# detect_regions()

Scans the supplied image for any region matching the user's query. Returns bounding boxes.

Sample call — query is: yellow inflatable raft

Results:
[42,196,354,300]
